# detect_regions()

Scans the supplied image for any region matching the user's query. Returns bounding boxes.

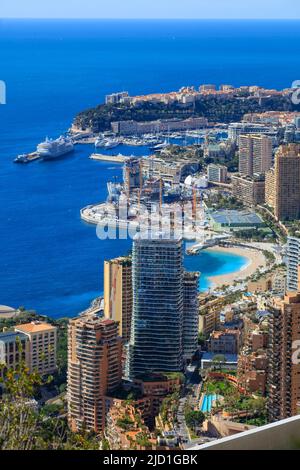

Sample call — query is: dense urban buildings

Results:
[14,321,57,375]
[199,297,222,336]
[6,84,300,449]
[208,329,241,355]
[268,293,300,422]
[104,256,133,342]
[238,328,268,395]
[265,144,300,221]
[247,268,286,296]
[231,174,265,206]
[142,155,199,185]
[67,315,122,433]
[238,134,273,177]
[207,164,228,184]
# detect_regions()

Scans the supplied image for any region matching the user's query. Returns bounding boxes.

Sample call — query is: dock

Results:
[90,153,130,163]
[186,234,231,255]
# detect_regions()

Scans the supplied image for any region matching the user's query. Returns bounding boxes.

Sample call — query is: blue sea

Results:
[0,19,299,318]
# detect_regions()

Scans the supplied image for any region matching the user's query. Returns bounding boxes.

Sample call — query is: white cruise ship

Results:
[37,135,74,160]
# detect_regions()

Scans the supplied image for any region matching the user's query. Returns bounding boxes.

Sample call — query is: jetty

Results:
[90,153,130,163]
[186,234,231,255]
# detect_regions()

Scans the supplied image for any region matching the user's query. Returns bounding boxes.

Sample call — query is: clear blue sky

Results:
[1,0,300,19]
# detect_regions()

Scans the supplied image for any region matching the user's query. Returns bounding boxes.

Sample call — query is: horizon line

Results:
[1,17,300,21]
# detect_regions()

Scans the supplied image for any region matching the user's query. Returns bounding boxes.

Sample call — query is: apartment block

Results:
[0,331,30,379]
[126,233,199,380]
[207,164,228,184]
[286,236,300,292]
[265,144,300,221]
[104,256,132,342]
[183,271,199,361]
[198,296,223,335]
[126,234,184,379]
[15,321,57,375]
[231,174,265,206]
[237,328,268,395]
[238,354,268,395]
[265,167,276,210]
[67,315,122,433]
[268,293,300,422]
[208,329,241,355]
[238,134,272,177]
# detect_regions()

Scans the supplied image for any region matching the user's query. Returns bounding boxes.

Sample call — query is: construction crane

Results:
[179,197,185,230]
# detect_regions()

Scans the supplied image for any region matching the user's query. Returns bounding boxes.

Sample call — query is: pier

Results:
[90,153,130,163]
[186,234,231,254]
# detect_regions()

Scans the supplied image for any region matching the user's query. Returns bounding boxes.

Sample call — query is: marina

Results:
[13,126,229,164]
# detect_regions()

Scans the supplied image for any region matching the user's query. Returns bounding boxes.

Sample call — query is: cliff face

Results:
[73,95,299,132]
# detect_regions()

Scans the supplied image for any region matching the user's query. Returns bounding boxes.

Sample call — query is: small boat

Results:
[103,138,120,149]
[95,137,106,148]
[151,140,169,151]
[95,137,121,149]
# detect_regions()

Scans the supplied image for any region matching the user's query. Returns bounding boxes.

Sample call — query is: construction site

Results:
[80,153,226,245]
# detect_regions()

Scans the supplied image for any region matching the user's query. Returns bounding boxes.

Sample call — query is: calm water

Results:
[0,19,299,318]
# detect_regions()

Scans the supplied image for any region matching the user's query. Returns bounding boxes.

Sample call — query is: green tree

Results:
[0,341,98,450]
[185,410,205,432]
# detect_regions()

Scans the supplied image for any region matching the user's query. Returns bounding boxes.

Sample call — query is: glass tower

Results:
[126,232,185,379]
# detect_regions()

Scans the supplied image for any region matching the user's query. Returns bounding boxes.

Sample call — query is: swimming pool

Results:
[200,394,218,413]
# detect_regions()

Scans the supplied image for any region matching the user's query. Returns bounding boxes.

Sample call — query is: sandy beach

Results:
[206,245,267,289]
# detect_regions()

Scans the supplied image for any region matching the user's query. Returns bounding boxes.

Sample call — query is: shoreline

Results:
[205,245,267,289]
